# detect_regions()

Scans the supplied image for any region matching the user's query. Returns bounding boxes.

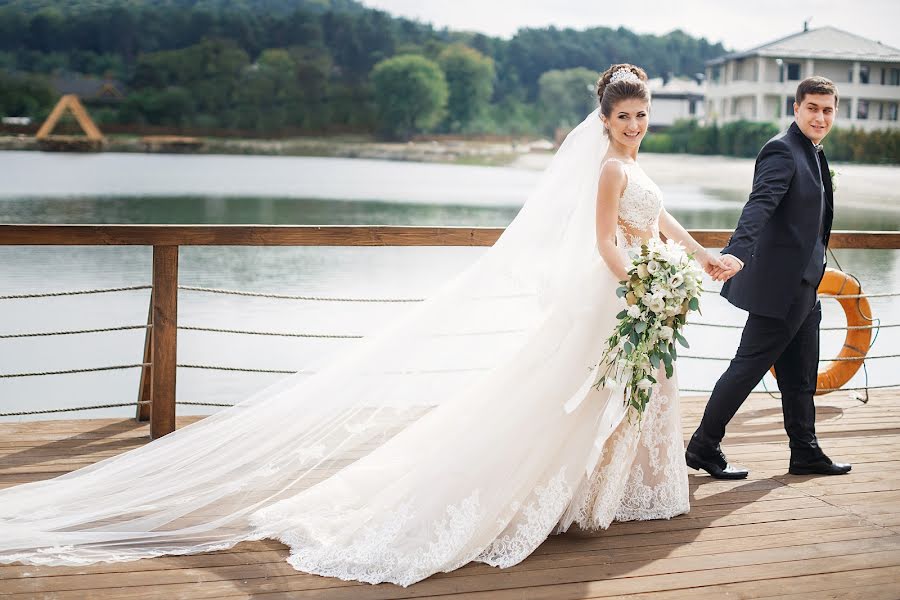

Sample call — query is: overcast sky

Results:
[358,0,900,53]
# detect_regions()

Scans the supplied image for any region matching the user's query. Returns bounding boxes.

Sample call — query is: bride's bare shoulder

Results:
[598,158,628,198]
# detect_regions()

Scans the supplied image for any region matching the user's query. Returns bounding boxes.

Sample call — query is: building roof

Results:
[706,26,900,65]
[647,77,704,98]
[49,74,126,101]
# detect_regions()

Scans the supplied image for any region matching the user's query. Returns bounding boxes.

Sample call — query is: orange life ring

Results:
[770,268,872,395]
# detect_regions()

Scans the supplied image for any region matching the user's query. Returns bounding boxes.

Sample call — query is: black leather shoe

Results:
[685,443,749,480]
[789,456,852,476]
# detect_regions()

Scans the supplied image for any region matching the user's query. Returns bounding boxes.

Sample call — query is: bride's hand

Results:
[696,249,727,279]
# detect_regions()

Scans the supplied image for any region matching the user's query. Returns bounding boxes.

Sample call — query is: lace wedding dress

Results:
[0,109,689,587]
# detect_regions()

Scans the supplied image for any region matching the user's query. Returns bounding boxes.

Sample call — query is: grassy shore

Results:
[0,133,537,167]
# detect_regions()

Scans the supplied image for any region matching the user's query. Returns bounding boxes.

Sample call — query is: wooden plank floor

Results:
[1,390,898,599]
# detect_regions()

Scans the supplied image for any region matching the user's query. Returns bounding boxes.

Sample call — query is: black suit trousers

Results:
[692,281,823,460]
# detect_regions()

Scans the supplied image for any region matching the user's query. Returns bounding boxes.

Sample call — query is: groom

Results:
[686,76,852,479]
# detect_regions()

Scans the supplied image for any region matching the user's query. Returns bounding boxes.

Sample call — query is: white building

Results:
[647,76,705,127]
[704,26,900,131]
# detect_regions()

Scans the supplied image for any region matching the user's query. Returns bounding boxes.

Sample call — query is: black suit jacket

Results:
[720,121,834,319]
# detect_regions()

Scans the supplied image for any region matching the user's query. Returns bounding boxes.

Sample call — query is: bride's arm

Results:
[658,208,723,274]
[595,161,630,281]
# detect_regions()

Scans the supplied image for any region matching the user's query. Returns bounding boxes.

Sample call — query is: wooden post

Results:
[135,291,152,422]
[151,245,178,439]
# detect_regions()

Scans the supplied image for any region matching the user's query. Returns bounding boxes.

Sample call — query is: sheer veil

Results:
[0,109,613,566]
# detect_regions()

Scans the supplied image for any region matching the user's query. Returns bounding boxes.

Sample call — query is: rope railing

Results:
[4,353,897,380]
[0,285,151,300]
[703,288,900,299]
[0,325,150,339]
[2,281,898,420]
[0,362,494,379]
[179,363,300,375]
[0,403,140,417]
[0,363,151,378]
[689,321,899,331]
[178,325,362,339]
[5,382,900,418]
[682,383,900,394]
[680,353,900,362]
[4,283,897,304]
[4,320,899,340]
[178,285,424,303]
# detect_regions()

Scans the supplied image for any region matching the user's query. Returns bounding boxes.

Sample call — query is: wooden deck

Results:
[1,390,898,599]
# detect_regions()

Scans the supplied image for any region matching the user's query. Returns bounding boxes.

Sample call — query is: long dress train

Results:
[0,110,689,587]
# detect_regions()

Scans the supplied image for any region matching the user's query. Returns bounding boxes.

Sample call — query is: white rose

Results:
[669,272,684,288]
[659,325,674,341]
[627,305,642,319]
[636,378,653,390]
[648,296,666,313]
[647,260,660,274]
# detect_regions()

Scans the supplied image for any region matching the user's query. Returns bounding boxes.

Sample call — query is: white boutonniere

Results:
[829,167,838,192]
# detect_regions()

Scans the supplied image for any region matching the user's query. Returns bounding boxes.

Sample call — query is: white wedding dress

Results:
[0,109,689,587]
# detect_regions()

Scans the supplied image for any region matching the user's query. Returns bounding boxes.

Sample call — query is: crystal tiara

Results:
[609,68,641,85]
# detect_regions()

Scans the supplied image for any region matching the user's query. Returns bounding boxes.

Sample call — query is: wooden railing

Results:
[2,225,898,439]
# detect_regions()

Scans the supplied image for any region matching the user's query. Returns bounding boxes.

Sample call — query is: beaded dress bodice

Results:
[605,158,664,249]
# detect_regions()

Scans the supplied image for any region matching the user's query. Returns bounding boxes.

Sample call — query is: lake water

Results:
[0,151,898,421]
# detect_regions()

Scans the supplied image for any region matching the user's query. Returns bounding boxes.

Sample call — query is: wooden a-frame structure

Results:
[36,94,105,144]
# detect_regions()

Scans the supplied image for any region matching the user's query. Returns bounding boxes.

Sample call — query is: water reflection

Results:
[0,164,897,421]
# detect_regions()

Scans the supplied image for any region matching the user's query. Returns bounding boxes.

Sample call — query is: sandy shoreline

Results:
[514,152,900,213]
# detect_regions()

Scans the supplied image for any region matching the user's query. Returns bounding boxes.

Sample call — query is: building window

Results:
[712,66,721,83]
[786,63,801,80]
[889,68,900,86]
[689,99,697,115]
[888,102,899,121]
[860,65,870,84]
[785,96,795,116]
[857,100,869,120]
[840,101,851,119]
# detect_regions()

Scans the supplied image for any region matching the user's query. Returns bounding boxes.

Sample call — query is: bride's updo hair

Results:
[596,63,650,124]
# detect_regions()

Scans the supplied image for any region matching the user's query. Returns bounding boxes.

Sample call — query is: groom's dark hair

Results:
[796,76,839,107]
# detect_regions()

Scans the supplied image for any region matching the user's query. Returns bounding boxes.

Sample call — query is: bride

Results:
[0,64,725,587]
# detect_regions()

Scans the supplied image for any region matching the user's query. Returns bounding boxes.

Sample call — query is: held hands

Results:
[698,250,742,282]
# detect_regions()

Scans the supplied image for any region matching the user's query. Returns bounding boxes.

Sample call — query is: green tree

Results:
[437,43,494,132]
[371,54,447,139]
[537,67,598,133]
[130,38,250,126]
[233,48,302,131]
[0,71,54,118]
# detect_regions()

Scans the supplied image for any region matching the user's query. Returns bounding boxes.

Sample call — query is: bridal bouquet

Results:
[592,239,704,419]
